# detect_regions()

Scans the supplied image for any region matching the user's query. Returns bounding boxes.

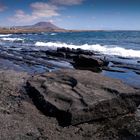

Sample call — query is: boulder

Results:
[26,70,140,126]
[73,55,109,71]
[57,47,94,56]
[56,48,94,60]
[46,50,65,58]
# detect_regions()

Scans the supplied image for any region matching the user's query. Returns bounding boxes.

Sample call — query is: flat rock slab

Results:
[26,70,140,126]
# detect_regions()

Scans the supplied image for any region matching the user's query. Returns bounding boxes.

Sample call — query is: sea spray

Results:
[35,41,140,58]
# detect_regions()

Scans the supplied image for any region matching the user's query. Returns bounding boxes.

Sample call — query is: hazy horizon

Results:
[0,0,140,30]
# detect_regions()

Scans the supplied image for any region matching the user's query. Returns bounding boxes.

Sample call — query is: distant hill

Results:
[17,22,62,30]
[0,22,66,33]
[32,22,61,30]
[0,22,96,34]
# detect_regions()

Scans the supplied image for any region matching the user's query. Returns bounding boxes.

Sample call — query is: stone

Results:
[73,55,109,71]
[0,70,140,139]
[46,50,66,58]
[26,69,140,126]
[57,47,94,56]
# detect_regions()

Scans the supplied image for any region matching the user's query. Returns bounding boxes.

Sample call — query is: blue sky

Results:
[0,0,140,30]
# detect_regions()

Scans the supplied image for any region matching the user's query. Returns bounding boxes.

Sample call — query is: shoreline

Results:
[0,44,140,139]
[0,43,140,88]
[1,29,140,34]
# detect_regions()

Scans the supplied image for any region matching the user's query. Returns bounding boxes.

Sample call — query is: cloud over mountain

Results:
[3,0,85,26]
[9,2,59,23]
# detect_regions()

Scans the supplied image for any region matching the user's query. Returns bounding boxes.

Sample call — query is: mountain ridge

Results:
[0,21,97,34]
[16,22,62,30]
[0,21,66,33]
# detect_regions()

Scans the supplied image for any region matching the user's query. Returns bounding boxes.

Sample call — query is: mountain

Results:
[17,22,62,30]
[0,21,66,33]
[0,22,95,34]
[32,22,61,30]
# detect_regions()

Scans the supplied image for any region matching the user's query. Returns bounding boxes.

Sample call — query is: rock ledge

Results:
[26,70,140,126]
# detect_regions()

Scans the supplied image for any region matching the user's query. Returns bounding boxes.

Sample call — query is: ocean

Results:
[0,31,140,87]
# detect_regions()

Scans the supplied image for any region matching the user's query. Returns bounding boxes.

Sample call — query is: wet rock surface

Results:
[0,46,109,73]
[26,70,140,126]
[0,69,140,139]
[0,45,140,80]
[74,54,108,67]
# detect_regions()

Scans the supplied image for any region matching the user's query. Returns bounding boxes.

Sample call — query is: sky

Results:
[0,0,140,30]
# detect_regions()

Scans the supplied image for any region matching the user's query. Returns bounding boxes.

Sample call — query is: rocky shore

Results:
[1,44,140,75]
[0,68,140,139]
[0,45,140,139]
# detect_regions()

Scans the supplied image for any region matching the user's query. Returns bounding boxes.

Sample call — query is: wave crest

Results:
[1,37,24,42]
[35,41,140,58]
[0,34,12,37]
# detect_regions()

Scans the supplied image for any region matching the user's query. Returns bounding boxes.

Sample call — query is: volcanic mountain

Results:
[32,22,61,30]
[0,22,65,33]
[19,22,62,30]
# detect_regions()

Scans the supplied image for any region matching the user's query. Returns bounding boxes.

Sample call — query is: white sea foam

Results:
[1,37,24,42]
[50,33,57,36]
[35,41,140,58]
[0,34,12,37]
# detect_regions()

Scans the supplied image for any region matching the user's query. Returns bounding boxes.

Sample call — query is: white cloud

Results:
[50,0,84,5]
[0,3,7,12]
[9,2,59,24]
[8,0,85,25]
[31,2,59,17]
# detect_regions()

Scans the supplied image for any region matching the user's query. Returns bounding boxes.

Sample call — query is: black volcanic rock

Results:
[26,69,140,126]
[57,47,94,56]
[46,50,66,58]
[0,70,140,139]
[73,55,109,71]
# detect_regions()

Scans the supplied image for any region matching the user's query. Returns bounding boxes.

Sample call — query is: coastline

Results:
[0,32,140,139]
[0,40,140,140]
[1,28,140,34]
[0,41,139,88]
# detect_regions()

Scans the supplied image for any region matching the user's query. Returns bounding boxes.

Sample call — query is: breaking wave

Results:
[0,34,12,37]
[35,41,140,58]
[1,37,24,42]
[50,33,57,36]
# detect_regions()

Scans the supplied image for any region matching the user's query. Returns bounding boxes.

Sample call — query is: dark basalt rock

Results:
[73,55,109,71]
[117,56,132,60]
[46,50,66,58]
[65,53,78,59]
[56,48,94,60]
[0,70,140,139]
[26,70,140,126]
[45,48,94,60]
[57,47,94,56]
